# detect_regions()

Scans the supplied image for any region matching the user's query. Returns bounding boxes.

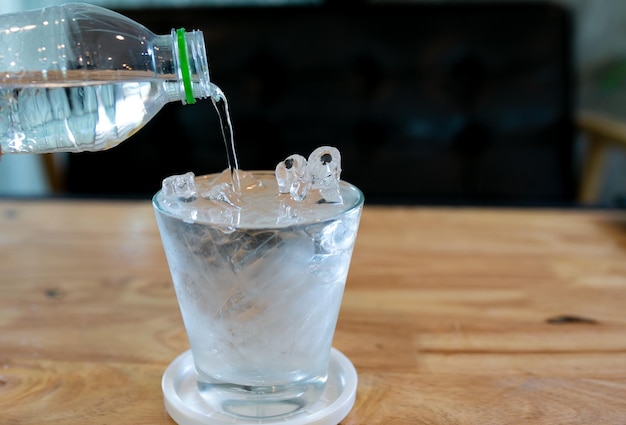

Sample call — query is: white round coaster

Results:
[162,347,358,425]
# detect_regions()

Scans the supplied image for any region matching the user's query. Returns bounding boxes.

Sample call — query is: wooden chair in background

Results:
[578,111,626,204]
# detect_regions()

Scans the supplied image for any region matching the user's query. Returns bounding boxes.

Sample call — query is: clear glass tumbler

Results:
[153,171,363,420]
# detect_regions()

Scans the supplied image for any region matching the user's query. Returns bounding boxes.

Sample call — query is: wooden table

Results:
[1,200,626,424]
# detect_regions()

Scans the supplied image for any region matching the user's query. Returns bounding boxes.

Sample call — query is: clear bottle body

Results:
[0,3,214,153]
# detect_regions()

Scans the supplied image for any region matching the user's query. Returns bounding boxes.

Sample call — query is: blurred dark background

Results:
[64,1,579,205]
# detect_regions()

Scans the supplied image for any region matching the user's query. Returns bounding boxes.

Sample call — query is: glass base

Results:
[197,379,325,419]
[162,348,357,425]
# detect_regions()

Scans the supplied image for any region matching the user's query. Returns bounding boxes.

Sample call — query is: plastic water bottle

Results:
[0,3,217,154]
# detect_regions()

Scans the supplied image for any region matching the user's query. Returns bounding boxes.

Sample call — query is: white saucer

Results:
[162,347,358,425]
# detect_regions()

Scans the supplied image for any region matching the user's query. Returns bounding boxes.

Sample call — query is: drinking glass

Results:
[153,171,363,423]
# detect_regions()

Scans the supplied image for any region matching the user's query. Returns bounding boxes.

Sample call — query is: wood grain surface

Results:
[1,201,626,424]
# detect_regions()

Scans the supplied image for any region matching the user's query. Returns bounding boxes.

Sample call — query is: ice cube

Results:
[201,182,243,208]
[217,291,263,320]
[308,146,342,203]
[230,230,282,271]
[161,171,197,201]
[235,169,263,191]
[196,204,241,230]
[277,198,297,224]
[209,168,262,194]
[275,154,311,202]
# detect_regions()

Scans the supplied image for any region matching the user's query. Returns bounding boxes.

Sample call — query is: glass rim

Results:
[152,170,365,229]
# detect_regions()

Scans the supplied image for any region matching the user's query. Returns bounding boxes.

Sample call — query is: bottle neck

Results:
[154,29,216,104]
